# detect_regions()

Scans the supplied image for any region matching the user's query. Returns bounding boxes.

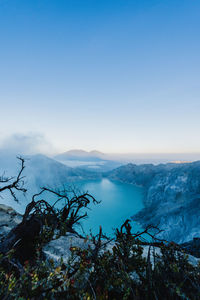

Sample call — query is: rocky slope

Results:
[0,204,22,238]
[107,161,200,243]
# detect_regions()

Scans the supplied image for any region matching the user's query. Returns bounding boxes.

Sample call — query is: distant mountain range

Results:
[54,149,105,162]
[54,149,200,166]
[54,149,122,171]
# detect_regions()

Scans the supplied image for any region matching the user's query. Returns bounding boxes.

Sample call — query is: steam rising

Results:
[0,133,54,155]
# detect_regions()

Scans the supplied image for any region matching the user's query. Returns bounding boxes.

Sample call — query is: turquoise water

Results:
[71,178,144,237]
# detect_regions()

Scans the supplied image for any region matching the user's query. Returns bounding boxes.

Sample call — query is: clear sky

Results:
[0,0,200,154]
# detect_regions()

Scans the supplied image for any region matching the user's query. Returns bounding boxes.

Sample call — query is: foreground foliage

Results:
[1,218,200,299]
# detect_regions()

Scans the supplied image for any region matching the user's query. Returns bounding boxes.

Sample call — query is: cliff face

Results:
[108,161,200,243]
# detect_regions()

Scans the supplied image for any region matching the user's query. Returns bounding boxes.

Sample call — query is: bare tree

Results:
[0,180,100,264]
[0,156,27,202]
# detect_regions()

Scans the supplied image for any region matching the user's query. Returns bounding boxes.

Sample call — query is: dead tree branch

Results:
[0,157,27,202]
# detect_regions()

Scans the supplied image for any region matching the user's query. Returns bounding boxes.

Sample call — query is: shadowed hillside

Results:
[107,161,200,243]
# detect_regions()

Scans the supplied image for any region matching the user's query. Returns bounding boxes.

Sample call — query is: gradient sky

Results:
[0,0,200,153]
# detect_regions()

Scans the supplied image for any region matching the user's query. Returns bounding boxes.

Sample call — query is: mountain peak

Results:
[55,149,105,159]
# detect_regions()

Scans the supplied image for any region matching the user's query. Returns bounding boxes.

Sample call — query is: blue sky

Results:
[0,0,200,153]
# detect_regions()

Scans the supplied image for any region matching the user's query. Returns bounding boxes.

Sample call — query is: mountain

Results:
[54,149,122,171]
[0,153,99,213]
[54,149,105,161]
[107,161,200,243]
[24,154,99,187]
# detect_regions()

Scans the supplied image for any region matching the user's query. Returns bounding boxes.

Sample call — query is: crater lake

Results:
[72,178,144,236]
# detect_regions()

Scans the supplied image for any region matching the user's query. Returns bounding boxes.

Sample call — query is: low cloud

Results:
[0,133,54,156]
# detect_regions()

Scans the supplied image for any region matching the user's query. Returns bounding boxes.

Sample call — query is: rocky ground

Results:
[0,204,22,238]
